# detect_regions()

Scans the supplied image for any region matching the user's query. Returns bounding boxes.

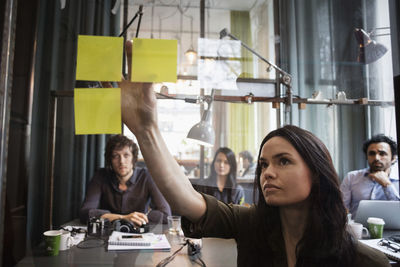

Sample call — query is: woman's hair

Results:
[207,147,238,203]
[104,135,139,170]
[253,125,355,266]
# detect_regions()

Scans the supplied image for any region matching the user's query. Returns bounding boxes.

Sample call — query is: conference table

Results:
[16,223,237,267]
[16,222,400,267]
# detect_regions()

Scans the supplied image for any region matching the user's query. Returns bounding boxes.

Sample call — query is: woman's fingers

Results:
[118,39,158,136]
[120,81,157,135]
[101,81,113,88]
[142,82,156,104]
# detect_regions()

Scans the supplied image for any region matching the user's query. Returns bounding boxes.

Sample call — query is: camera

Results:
[113,219,149,234]
[187,238,202,256]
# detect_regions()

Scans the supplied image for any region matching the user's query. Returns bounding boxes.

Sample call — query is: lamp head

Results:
[354,28,388,64]
[185,47,197,65]
[186,120,215,147]
[219,28,228,39]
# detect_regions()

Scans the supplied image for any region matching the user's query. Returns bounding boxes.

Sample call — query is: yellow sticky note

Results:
[74,88,121,135]
[131,38,177,83]
[76,35,123,81]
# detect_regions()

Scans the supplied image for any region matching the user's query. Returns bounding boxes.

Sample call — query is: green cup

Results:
[367,217,385,239]
[44,230,62,256]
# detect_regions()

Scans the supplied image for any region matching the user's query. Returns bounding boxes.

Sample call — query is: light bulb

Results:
[185,48,197,65]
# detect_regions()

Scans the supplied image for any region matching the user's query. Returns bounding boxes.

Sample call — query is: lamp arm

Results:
[201,89,215,122]
[119,5,143,37]
[220,28,292,88]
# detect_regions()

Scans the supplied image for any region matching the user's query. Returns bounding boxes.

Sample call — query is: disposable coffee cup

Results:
[367,217,385,239]
[43,230,62,256]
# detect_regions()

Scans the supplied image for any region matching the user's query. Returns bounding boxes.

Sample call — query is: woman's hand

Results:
[119,80,157,137]
[109,41,206,221]
[118,40,157,137]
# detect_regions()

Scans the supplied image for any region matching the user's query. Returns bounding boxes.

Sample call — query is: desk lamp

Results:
[219,28,293,123]
[354,28,388,64]
[186,90,215,147]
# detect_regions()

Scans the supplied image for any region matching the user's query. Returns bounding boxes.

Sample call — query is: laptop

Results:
[354,200,400,230]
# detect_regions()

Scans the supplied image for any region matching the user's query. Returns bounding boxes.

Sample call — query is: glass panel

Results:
[3,0,399,265]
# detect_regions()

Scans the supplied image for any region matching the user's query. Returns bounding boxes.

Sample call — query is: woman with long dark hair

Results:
[252,125,359,266]
[119,44,389,267]
[201,147,244,204]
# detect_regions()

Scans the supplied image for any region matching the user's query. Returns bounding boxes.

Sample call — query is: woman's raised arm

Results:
[119,41,206,222]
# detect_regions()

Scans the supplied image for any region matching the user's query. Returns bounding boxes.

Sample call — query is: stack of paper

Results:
[107,231,171,251]
[359,239,400,261]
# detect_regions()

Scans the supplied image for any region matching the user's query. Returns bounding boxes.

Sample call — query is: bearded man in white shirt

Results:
[341,134,400,218]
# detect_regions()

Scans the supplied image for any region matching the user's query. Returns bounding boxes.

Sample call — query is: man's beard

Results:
[370,161,386,172]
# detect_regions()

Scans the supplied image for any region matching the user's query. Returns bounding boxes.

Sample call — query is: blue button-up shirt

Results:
[340,167,400,218]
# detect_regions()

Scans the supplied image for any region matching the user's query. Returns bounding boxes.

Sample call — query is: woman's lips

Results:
[263,183,280,193]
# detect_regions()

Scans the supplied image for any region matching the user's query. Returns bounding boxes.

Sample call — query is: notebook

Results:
[354,200,400,230]
[107,231,171,251]
[360,239,400,261]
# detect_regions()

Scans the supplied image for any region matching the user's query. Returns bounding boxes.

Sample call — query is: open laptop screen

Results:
[354,200,400,230]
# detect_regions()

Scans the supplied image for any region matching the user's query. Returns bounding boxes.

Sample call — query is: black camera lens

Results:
[119,225,131,232]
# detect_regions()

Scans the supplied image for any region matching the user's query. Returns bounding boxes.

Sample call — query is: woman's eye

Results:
[259,161,268,169]
[279,158,290,165]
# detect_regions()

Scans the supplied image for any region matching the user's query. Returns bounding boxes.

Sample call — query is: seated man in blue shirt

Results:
[238,150,256,178]
[80,135,171,225]
[341,134,400,217]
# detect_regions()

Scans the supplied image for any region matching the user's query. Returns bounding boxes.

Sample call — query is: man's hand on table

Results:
[101,211,149,226]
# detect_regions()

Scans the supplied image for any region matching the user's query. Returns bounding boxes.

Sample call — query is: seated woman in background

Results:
[199,147,245,205]
[118,41,389,267]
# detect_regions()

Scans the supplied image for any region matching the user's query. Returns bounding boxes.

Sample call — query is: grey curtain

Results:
[27,0,120,246]
[278,0,392,179]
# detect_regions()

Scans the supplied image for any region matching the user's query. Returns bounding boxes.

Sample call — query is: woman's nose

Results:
[262,166,275,179]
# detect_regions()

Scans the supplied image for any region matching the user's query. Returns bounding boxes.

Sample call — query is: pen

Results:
[145,207,151,216]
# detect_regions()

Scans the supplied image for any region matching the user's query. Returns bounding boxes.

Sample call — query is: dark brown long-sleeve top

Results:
[182,193,391,267]
[79,167,171,224]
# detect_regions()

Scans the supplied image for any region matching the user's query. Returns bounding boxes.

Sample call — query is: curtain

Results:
[227,103,256,155]
[27,0,120,246]
[279,0,395,178]
[230,11,254,78]
[227,11,256,155]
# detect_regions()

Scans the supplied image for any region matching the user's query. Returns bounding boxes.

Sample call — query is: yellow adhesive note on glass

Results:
[74,88,121,135]
[131,38,177,83]
[76,35,123,81]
